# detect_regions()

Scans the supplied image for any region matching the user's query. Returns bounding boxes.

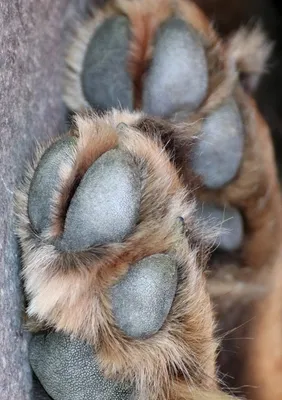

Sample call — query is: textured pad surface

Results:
[196,203,244,251]
[110,254,178,338]
[143,18,208,117]
[82,17,133,111]
[28,137,76,233]
[191,100,244,189]
[30,333,134,400]
[60,149,141,251]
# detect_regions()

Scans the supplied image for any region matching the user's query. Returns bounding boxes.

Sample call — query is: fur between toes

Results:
[16,110,221,400]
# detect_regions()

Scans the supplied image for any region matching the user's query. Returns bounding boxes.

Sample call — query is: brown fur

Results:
[16,1,282,399]
[206,252,282,400]
[192,0,269,36]
[64,0,282,269]
[132,84,282,398]
[225,26,273,92]
[124,4,282,398]
[15,110,223,400]
[135,88,282,269]
[195,90,282,269]
[245,251,282,400]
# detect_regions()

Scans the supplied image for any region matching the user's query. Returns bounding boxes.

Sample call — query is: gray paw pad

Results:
[28,137,77,233]
[110,254,178,338]
[191,99,244,189]
[82,16,133,111]
[143,18,208,117]
[30,333,133,400]
[196,203,244,251]
[60,149,141,252]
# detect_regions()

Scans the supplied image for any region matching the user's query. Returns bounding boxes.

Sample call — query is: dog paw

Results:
[16,111,219,399]
[64,0,281,269]
[16,1,282,399]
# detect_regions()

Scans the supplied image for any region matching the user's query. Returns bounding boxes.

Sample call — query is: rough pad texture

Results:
[28,138,76,233]
[143,18,208,117]
[2,1,248,398]
[110,254,178,338]
[82,16,133,111]
[60,149,141,251]
[29,333,134,400]
[191,99,244,189]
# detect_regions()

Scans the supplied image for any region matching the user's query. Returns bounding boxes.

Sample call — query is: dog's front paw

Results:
[64,0,282,269]
[16,111,219,399]
[16,1,282,399]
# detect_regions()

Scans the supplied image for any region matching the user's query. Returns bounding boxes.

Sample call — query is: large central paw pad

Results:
[61,149,140,251]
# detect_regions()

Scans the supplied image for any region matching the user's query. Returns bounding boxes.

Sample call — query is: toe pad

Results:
[82,16,133,111]
[191,100,244,189]
[28,137,76,233]
[143,18,208,117]
[111,254,178,339]
[60,149,141,252]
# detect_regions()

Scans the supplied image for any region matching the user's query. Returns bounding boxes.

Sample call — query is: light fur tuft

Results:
[226,25,273,92]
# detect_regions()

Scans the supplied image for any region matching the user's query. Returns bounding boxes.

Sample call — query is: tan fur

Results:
[64,3,118,110]
[206,252,282,400]
[245,252,282,400]
[64,1,279,271]
[135,87,282,270]
[16,1,282,399]
[51,114,119,236]
[118,0,172,108]
[15,110,222,399]
[225,26,273,91]
[64,0,230,114]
